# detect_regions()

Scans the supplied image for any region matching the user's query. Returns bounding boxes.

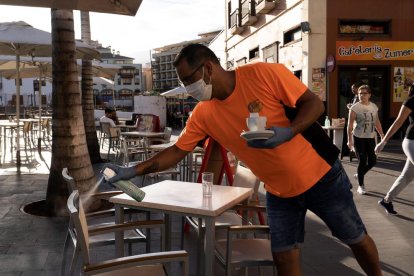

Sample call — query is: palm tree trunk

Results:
[81,11,102,163]
[45,9,96,216]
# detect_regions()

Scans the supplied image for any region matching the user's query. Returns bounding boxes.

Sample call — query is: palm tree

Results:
[45,9,96,216]
[81,11,102,163]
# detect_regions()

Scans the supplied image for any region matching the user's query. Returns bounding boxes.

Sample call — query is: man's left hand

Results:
[247,126,294,149]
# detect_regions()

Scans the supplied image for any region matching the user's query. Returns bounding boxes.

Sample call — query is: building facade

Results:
[151,30,221,93]
[95,45,143,111]
[327,0,414,128]
[222,0,414,128]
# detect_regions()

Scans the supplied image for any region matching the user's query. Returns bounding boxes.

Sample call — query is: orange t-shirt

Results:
[175,63,331,198]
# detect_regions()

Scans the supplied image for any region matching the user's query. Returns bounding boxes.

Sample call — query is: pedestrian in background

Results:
[348,85,384,195]
[375,84,414,215]
[347,83,359,109]
[100,108,119,127]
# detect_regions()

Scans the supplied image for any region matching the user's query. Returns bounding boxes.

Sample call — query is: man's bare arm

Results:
[291,89,325,135]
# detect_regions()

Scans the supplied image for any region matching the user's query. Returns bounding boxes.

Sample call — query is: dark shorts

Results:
[266,159,366,253]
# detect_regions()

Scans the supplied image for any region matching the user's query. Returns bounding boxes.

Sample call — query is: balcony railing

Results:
[241,0,257,26]
[229,8,244,35]
[255,0,278,14]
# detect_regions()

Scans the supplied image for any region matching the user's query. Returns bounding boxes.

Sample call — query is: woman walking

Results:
[348,85,384,195]
[375,84,414,215]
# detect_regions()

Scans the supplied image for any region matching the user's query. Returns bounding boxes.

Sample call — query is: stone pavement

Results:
[0,140,413,275]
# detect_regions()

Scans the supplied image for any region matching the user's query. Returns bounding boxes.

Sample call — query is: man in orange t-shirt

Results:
[105,44,381,275]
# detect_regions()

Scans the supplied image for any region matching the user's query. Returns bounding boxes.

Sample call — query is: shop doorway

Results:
[338,66,390,125]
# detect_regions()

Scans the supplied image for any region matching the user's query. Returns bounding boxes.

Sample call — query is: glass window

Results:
[263,42,278,63]
[284,26,302,45]
[249,46,260,60]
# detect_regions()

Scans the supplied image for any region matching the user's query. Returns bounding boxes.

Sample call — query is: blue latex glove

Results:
[247,126,294,149]
[102,163,137,183]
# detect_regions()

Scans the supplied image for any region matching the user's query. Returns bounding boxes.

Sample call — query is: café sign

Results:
[336,41,414,61]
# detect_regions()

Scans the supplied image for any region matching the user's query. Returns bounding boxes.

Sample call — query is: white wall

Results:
[305,0,327,84]
[209,30,227,68]
[0,77,52,106]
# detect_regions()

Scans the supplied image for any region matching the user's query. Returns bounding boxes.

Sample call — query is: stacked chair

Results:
[65,190,189,275]
[60,168,166,276]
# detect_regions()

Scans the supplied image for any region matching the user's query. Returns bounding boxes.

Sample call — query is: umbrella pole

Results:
[112,82,116,110]
[15,50,21,173]
[181,94,184,128]
[38,66,43,153]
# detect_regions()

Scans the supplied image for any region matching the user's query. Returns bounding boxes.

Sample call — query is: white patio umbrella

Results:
[0,21,99,172]
[0,56,119,79]
[0,0,143,16]
[160,86,189,98]
[0,55,117,153]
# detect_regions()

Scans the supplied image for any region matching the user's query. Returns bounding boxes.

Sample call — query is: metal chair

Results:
[100,122,121,160]
[119,136,147,166]
[215,224,275,276]
[61,168,164,276]
[65,190,189,276]
[148,127,173,145]
[99,121,111,148]
[186,163,263,234]
[184,163,266,269]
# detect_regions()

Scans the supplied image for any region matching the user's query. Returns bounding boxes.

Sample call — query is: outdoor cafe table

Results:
[109,180,253,276]
[121,131,165,139]
[322,125,344,151]
[0,120,23,163]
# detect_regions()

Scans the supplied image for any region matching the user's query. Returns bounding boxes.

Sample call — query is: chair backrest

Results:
[41,118,48,127]
[67,190,91,265]
[22,121,32,134]
[109,126,120,138]
[100,121,111,135]
[233,163,261,201]
[163,127,172,141]
[62,167,76,192]
[67,190,90,265]
[135,114,161,132]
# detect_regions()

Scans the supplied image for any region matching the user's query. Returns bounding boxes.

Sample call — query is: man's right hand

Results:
[102,163,137,183]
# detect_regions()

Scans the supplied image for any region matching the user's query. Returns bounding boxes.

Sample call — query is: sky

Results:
[0,1,225,65]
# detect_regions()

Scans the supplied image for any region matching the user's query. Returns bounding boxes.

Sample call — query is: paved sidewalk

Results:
[0,140,413,275]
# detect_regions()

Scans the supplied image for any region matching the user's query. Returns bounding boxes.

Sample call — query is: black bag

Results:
[283,105,339,166]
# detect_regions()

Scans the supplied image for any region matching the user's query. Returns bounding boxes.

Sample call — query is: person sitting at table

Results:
[103,44,382,276]
[100,108,119,127]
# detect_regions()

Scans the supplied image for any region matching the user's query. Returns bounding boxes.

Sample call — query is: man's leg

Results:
[266,192,305,276]
[307,159,381,275]
[272,248,301,276]
[349,234,382,276]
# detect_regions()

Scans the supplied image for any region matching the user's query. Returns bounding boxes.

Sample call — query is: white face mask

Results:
[184,67,212,101]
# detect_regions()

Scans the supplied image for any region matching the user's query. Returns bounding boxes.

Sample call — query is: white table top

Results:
[322,125,344,130]
[110,180,253,217]
[121,131,165,138]
[20,118,40,122]
[0,120,23,127]
[148,141,176,151]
